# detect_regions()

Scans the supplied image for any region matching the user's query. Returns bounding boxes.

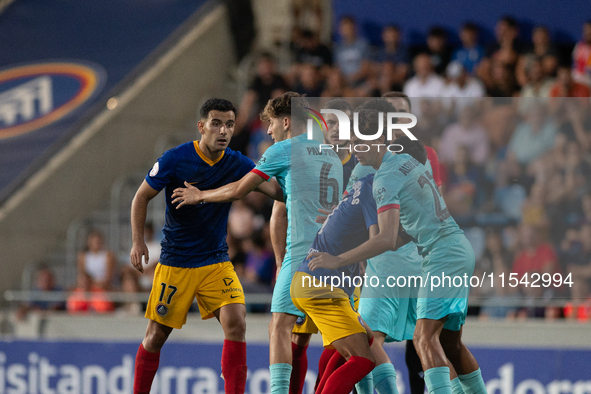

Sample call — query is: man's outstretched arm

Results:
[307,208,400,271]
[171,172,269,208]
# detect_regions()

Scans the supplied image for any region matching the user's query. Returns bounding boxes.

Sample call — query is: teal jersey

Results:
[373,152,463,255]
[253,134,343,267]
[345,162,377,194]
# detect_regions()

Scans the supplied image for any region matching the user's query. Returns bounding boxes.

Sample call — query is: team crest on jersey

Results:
[295,316,306,325]
[223,278,234,286]
[150,162,159,176]
[156,304,168,316]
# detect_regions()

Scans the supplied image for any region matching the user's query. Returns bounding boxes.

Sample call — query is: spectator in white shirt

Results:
[404,53,445,97]
[441,61,485,116]
[439,104,490,165]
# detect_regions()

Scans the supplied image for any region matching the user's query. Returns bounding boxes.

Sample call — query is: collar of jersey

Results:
[194,141,225,166]
[341,152,352,165]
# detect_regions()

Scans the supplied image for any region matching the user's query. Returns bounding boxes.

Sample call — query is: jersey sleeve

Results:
[373,171,402,214]
[251,143,288,182]
[425,146,442,187]
[145,149,176,191]
[234,152,256,181]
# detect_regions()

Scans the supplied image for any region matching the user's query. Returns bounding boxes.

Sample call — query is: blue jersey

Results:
[373,153,463,256]
[297,175,378,296]
[341,152,358,193]
[146,141,255,268]
[253,134,343,269]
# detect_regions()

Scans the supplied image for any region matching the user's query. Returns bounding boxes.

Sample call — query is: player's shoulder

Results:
[265,139,291,157]
[223,146,248,161]
[168,141,196,158]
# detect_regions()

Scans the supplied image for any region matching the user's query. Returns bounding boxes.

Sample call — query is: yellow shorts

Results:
[145,262,244,329]
[291,285,360,334]
[291,272,366,347]
[292,313,319,335]
[352,286,361,312]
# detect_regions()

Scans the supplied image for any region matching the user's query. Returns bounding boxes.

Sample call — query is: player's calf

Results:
[134,320,173,394]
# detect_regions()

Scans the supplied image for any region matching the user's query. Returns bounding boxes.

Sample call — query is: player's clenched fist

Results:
[130,242,149,273]
[171,181,203,208]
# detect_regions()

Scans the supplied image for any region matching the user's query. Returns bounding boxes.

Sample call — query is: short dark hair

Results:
[462,22,479,33]
[356,108,381,138]
[383,24,400,32]
[356,99,398,141]
[428,26,447,38]
[392,136,427,165]
[500,16,518,29]
[356,98,397,113]
[381,91,412,111]
[200,98,237,119]
[340,15,356,24]
[301,29,315,39]
[324,98,353,114]
[260,91,310,122]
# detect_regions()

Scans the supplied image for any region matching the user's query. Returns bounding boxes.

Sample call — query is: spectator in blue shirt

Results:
[452,22,485,74]
[334,16,371,86]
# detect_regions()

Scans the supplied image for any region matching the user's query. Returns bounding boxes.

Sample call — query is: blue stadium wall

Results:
[333,0,588,46]
[0,341,590,394]
[0,0,209,202]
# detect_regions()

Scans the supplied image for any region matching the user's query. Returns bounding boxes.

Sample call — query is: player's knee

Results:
[412,331,434,356]
[223,315,246,340]
[144,327,169,351]
[269,315,292,337]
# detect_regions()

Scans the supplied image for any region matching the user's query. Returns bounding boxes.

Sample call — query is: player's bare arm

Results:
[270,201,287,273]
[308,208,400,271]
[171,172,281,208]
[130,180,159,273]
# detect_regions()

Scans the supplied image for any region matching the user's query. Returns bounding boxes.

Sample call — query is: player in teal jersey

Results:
[172,92,343,394]
[307,109,486,394]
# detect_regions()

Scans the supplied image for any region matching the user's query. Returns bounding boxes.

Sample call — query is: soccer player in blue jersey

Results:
[171,92,343,394]
[129,98,282,394]
[308,130,486,394]
[291,174,379,394]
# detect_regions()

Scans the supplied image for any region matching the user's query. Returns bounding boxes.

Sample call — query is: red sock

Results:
[290,342,308,394]
[320,356,375,394]
[315,350,346,394]
[133,343,160,394]
[314,348,337,392]
[221,340,247,394]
